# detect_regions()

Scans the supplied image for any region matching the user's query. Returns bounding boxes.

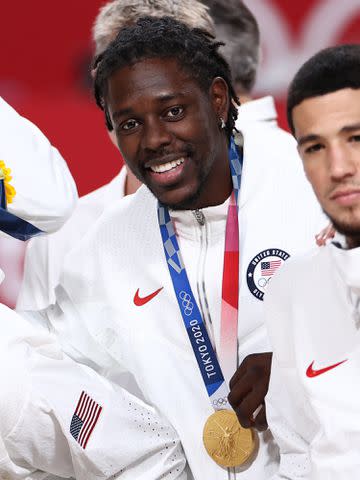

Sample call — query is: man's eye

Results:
[166,106,184,119]
[350,134,360,143]
[122,119,139,131]
[305,143,323,154]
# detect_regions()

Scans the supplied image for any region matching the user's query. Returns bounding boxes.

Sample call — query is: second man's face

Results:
[294,88,360,238]
[105,57,228,210]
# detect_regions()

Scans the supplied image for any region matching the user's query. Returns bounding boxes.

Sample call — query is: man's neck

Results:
[170,186,232,211]
[177,164,232,211]
[124,169,142,196]
[346,235,360,249]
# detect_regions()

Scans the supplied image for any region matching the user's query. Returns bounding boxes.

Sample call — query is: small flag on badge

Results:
[261,260,282,276]
[70,391,102,449]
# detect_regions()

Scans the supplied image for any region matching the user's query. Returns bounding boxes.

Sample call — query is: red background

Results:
[1,0,360,196]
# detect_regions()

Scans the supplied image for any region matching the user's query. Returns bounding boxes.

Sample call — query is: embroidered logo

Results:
[246,248,290,301]
[306,360,347,378]
[70,391,102,449]
[134,287,163,306]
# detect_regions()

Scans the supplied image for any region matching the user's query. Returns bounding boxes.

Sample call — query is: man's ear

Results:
[210,77,229,123]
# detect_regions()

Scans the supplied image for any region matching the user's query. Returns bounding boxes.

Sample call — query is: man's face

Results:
[294,88,360,240]
[105,57,230,209]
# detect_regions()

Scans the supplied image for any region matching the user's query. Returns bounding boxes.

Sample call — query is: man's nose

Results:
[141,119,172,152]
[328,145,357,181]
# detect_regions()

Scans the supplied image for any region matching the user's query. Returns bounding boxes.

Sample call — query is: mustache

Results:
[143,143,195,165]
[327,181,360,197]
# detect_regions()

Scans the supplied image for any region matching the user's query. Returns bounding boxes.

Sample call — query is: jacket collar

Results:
[236,96,277,130]
[330,241,360,292]
[169,198,229,241]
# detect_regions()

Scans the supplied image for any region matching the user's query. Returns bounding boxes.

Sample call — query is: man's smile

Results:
[146,156,190,187]
[148,157,185,173]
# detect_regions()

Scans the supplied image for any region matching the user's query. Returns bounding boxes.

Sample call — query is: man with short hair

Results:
[265,44,360,479]
[45,17,325,480]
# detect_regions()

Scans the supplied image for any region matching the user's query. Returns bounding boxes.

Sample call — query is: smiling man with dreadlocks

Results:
[36,16,326,479]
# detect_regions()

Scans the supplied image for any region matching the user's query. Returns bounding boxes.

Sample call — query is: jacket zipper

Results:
[192,209,216,351]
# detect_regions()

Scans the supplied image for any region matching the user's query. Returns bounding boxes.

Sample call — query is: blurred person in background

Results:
[17,0,214,313]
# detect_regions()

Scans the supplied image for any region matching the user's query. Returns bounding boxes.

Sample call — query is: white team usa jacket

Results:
[0,303,188,479]
[46,126,326,480]
[0,97,77,237]
[265,243,360,479]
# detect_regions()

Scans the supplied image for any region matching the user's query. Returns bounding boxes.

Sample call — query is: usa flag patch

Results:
[70,391,102,449]
[246,248,290,301]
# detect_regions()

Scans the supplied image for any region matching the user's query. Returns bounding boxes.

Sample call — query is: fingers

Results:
[229,361,247,390]
[229,353,266,389]
[230,382,267,429]
[315,223,335,246]
[228,371,253,411]
[228,353,272,431]
[252,404,268,431]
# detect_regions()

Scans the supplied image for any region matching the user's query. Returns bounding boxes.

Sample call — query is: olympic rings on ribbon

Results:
[212,397,229,408]
[179,291,194,316]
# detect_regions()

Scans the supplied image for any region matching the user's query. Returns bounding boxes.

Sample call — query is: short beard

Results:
[157,153,215,211]
[154,170,206,211]
[325,210,360,249]
[166,187,202,211]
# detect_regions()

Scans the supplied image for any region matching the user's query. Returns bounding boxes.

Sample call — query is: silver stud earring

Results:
[219,117,226,130]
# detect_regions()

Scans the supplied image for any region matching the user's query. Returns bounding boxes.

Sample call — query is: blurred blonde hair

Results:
[93,0,215,55]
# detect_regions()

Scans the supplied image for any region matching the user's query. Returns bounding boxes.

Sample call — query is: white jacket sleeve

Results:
[0,305,189,480]
[266,356,314,480]
[264,271,318,480]
[0,97,77,235]
[16,234,54,311]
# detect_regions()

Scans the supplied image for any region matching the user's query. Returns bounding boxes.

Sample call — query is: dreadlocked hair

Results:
[94,16,239,140]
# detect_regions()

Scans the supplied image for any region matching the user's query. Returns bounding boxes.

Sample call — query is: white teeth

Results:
[150,158,185,173]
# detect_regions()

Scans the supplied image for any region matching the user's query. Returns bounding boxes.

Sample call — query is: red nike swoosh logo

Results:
[306,359,347,378]
[134,287,163,306]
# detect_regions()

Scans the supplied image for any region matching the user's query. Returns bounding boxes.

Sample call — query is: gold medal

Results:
[203,409,256,468]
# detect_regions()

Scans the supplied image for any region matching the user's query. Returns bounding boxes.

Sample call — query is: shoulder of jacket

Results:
[265,247,327,311]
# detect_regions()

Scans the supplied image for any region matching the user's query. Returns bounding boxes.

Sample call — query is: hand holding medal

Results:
[228,352,272,432]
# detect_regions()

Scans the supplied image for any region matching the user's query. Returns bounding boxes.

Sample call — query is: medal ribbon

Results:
[219,180,239,381]
[158,137,242,409]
